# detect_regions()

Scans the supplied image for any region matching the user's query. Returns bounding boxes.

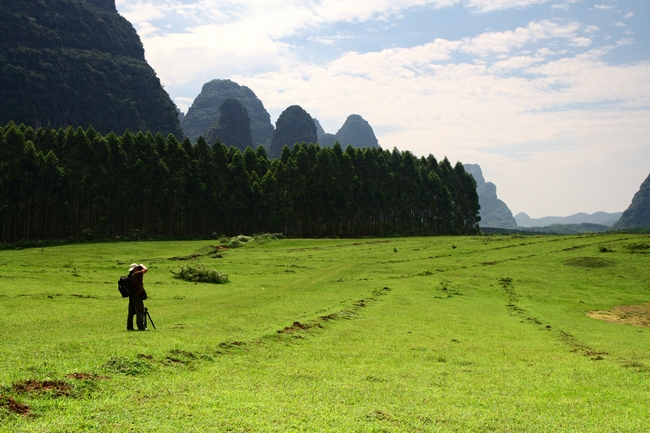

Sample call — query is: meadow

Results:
[0,233,648,432]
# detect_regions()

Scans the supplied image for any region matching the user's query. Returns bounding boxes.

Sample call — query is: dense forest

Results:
[0,122,480,244]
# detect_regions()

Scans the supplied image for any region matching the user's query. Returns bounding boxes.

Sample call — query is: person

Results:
[127,263,148,331]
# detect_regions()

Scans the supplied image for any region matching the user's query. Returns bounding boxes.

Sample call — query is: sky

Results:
[115,0,649,218]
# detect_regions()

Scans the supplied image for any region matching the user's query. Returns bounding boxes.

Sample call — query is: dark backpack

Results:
[118,275,133,298]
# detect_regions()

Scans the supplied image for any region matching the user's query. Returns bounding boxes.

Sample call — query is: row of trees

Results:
[0,122,480,244]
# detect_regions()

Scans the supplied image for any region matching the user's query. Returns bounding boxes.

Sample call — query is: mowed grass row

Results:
[0,234,649,432]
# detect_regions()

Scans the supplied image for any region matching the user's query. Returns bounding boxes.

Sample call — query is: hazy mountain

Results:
[313,114,379,149]
[204,98,253,152]
[335,114,379,149]
[516,211,623,228]
[0,0,182,137]
[464,164,517,229]
[269,105,317,158]
[317,133,339,148]
[612,173,650,229]
[182,79,273,147]
[313,118,326,138]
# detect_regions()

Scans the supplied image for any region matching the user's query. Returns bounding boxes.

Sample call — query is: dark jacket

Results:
[129,270,147,300]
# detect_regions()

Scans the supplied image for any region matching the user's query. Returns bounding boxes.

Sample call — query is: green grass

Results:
[0,234,649,432]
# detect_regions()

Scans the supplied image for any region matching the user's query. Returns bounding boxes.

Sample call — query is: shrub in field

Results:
[254,233,284,241]
[625,243,649,251]
[171,264,229,284]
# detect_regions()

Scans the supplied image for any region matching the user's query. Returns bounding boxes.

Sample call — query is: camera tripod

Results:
[144,307,157,330]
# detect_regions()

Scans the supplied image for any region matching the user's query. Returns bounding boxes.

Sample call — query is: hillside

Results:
[464,164,517,229]
[182,79,274,147]
[612,173,650,229]
[0,0,182,137]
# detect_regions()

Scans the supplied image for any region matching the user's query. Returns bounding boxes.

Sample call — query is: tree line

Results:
[0,122,480,244]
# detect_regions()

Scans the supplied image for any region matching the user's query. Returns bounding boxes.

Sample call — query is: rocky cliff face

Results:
[0,0,182,137]
[613,173,650,229]
[463,164,517,229]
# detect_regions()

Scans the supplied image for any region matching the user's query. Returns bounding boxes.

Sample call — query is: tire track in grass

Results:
[279,262,356,291]
[498,277,612,363]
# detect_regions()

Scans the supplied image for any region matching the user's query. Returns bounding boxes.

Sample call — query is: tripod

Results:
[144,307,157,330]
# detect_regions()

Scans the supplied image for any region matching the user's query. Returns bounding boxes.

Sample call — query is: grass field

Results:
[0,233,649,432]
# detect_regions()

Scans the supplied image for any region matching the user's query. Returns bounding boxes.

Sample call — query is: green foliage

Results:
[182,79,274,147]
[0,0,182,137]
[0,124,481,243]
[269,105,317,158]
[171,264,229,284]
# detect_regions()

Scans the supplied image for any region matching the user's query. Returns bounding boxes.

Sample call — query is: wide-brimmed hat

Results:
[129,263,139,272]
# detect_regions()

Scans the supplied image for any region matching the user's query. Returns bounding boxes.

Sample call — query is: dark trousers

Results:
[127,296,146,330]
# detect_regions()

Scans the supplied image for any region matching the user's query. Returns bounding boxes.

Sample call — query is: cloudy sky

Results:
[115,0,649,218]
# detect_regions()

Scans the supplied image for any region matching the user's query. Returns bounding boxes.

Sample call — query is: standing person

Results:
[127,263,148,331]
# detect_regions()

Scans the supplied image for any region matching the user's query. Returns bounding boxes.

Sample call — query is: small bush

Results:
[254,233,284,241]
[227,239,242,248]
[625,243,649,250]
[171,264,229,284]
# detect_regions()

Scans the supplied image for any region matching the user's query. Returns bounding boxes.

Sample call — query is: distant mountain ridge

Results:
[515,211,622,228]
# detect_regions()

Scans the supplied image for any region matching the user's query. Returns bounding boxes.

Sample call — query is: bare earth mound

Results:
[587,303,650,327]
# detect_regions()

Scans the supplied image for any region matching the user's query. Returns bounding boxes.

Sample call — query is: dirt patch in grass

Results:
[66,372,109,380]
[0,396,30,415]
[587,303,650,327]
[13,380,71,397]
[278,321,322,334]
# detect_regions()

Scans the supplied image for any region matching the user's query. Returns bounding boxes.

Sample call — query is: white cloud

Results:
[231,30,649,216]
[464,0,552,13]
[459,21,584,56]
[114,1,649,216]
[623,12,634,19]
[594,4,613,10]
[491,55,544,70]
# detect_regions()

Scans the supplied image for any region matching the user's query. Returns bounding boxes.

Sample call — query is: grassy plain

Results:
[0,233,649,432]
